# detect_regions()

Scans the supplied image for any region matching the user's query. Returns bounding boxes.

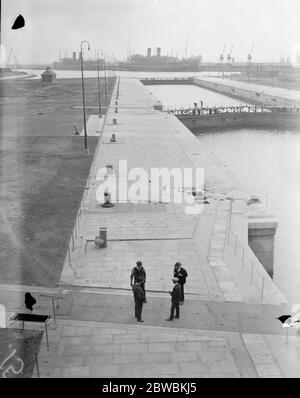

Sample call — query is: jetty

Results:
[2,76,300,378]
[167,105,300,131]
[36,77,298,378]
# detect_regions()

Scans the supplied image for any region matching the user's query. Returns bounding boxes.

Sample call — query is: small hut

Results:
[41,67,56,84]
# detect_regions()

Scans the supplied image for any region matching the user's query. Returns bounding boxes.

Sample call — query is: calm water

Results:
[148,84,300,304]
[146,84,250,109]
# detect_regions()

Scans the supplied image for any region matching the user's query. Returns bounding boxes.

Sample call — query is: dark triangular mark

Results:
[277,315,291,324]
[12,15,25,30]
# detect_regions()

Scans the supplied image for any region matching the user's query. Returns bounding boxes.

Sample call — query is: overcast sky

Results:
[2,0,300,64]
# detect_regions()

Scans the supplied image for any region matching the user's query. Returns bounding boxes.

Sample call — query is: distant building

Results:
[41,67,56,84]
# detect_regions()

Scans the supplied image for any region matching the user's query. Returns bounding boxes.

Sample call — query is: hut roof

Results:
[41,67,56,76]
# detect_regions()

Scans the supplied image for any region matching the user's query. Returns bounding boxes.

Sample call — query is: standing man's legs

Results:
[141,283,146,303]
[169,302,175,320]
[137,300,144,321]
[179,283,185,303]
[168,302,180,320]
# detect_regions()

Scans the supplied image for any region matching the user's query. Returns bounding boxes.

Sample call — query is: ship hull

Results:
[52,63,200,72]
[117,65,200,72]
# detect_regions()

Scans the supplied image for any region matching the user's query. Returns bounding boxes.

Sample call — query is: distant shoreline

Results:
[0,69,38,80]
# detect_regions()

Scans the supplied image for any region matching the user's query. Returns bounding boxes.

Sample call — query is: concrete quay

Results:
[60,77,285,306]
[174,106,300,132]
[2,77,299,378]
[194,76,300,107]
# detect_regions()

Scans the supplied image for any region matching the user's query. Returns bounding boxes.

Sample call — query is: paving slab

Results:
[30,318,300,378]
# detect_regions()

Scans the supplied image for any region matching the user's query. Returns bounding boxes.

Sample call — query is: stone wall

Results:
[248,214,278,277]
[177,111,300,132]
[193,77,300,107]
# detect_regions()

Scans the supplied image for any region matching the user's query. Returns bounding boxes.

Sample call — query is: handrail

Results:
[167,105,300,116]
[225,225,269,302]
[139,77,193,81]
[206,200,220,260]
[64,76,118,279]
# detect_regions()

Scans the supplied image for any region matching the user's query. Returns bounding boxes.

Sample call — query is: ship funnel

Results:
[147,48,151,57]
[156,47,161,57]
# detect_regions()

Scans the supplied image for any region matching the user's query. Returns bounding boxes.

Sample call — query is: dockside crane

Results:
[220,44,226,62]
[247,44,254,63]
[184,35,189,59]
[227,45,234,63]
[247,44,255,81]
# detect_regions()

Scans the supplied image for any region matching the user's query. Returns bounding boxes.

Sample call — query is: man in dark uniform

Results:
[166,278,181,321]
[173,262,188,304]
[130,261,146,303]
[132,282,145,322]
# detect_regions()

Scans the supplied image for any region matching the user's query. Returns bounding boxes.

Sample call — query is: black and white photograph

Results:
[0,0,300,382]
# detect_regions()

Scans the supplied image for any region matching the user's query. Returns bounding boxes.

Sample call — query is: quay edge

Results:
[60,77,286,306]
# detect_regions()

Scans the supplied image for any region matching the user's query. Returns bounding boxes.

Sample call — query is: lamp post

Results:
[107,55,110,94]
[80,40,90,150]
[96,49,103,118]
[103,54,107,105]
[111,52,116,84]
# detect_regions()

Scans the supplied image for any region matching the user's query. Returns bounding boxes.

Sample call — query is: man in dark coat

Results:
[173,262,188,304]
[132,282,145,322]
[130,261,147,303]
[166,278,181,321]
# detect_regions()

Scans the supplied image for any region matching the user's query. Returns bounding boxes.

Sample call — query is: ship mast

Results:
[184,35,189,59]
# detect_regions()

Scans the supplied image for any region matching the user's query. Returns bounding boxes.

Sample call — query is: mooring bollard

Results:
[101,190,115,208]
[110,134,116,143]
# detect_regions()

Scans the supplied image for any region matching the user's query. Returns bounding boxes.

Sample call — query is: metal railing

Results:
[167,105,300,117]
[205,196,276,303]
[206,200,221,260]
[64,77,118,276]
[166,106,300,116]
[139,77,193,81]
[225,226,266,302]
